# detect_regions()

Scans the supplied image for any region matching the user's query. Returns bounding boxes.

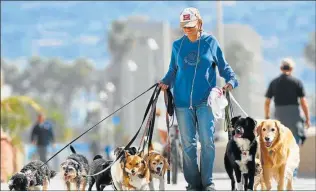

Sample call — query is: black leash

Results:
[84,83,161,177]
[138,86,161,154]
[164,88,175,185]
[40,83,158,168]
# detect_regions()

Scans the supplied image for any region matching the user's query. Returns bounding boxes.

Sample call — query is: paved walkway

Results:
[2,172,315,190]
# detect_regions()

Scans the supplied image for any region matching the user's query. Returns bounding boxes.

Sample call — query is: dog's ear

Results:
[256,121,265,136]
[163,158,170,171]
[136,150,144,157]
[60,162,66,167]
[274,120,285,139]
[124,150,130,158]
[246,117,257,129]
[130,147,137,155]
[149,144,154,152]
[114,147,122,156]
[141,159,148,168]
[231,116,241,127]
[29,180,35,186]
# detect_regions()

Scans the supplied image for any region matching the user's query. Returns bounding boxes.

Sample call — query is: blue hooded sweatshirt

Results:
[161,32,238,108]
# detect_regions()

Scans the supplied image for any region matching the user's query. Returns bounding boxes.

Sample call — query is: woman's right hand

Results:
[158,81,169,90]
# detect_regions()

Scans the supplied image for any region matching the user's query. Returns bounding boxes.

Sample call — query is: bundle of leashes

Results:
[39,82,175,180]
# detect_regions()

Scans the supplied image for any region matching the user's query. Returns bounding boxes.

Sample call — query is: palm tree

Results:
[1,95,44,148]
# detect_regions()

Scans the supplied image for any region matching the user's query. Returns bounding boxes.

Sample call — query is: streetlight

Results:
[128,59,138,72]
[216,0,227,142]
[147,38,159,85]
[127,59,138,138]
[147,38,159,51]
[99,91,108,101]
[106,82,116,93]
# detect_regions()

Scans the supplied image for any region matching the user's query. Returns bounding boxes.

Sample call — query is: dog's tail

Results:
[50,170,57,179]
[70,145,76,154]
[93,155,103,161]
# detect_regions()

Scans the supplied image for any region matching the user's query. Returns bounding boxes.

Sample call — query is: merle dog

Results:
[88,155,113,191]
[224,116,258,191]
[8,160,56,191]
[60,145,89,191]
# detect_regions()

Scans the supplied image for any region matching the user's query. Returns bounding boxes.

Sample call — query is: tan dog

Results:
[122,151,150,190]
[256,119,300,190]
[143,144,170,190]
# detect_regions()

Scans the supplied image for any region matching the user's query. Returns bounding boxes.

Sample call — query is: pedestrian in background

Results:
[30,113,55,163]
[264,58,311,145]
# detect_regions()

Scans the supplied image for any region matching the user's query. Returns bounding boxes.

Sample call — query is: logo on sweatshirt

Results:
[184,51,200,66]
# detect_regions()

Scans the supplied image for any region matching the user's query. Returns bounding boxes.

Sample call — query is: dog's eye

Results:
[153,162,157,165]
[135,163,139,166]
[262,128,266,131]
[271,128,275,132]
[129,163,132,166]
[159,162,163,165]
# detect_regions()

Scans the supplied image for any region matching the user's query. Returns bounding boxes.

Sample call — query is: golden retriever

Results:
[256,119,300,190]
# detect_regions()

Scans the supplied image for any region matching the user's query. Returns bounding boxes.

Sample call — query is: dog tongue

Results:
[235,134,242,138]
[265,142,272,147]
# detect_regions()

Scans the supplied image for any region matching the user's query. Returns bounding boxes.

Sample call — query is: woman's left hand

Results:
[222,83,233,92]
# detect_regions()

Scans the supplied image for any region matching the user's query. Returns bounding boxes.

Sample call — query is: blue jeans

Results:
[175,102,215,189]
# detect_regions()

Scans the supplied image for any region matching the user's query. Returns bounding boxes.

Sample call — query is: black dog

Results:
[88,155,113,191]
[224,116,258,191]
[8,160,56,191]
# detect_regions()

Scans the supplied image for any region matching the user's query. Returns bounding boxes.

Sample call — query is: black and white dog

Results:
[224,116,258,191]
[88,155,113,191]
[8,160,56,191]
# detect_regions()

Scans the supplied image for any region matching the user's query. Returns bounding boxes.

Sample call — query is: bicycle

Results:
[163,124,183,184]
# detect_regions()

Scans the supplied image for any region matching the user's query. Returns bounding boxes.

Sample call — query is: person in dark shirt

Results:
[264,58,311,145]
[30,113,55,163]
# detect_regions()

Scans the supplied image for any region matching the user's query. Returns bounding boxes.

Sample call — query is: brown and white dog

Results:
[256,119,300,191]
[121,151,150,190]
[143,144,170,191]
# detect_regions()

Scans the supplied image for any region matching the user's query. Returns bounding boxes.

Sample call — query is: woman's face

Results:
[182,21,200,36]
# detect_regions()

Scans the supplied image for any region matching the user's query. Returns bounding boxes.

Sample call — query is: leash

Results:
[84,84,162,177]
[138,86,161,154]
[40,83,158,168]
[164,88,175,185]
[224,91,249,140]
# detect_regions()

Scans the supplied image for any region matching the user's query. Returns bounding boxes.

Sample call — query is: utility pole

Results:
[216,0,227,141]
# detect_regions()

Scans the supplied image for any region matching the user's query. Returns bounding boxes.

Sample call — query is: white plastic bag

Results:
[207,87,228,120]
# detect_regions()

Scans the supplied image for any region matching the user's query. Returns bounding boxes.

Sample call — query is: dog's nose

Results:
[157,167,161,171]
[264,137,270,142]
[131,170,135,174]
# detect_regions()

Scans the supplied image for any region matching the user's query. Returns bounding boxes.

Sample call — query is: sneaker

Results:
[204,183,216,191]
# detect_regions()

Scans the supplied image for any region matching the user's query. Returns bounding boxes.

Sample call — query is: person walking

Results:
[264,58,311,145]
[159,7,238,191]
[30,113,55,163]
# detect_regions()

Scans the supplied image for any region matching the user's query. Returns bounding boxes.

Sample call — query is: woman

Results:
[159,7,238,191]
